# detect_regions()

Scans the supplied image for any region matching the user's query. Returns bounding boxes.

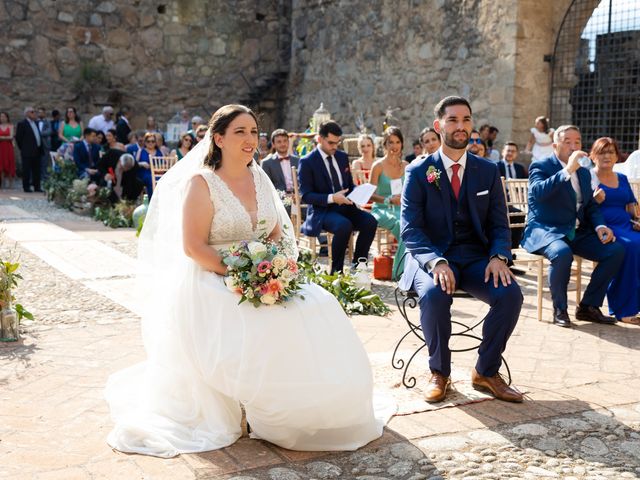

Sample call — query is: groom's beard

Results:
[444,130,470,150]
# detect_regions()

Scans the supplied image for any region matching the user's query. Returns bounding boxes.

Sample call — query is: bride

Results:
[105,105,392,458]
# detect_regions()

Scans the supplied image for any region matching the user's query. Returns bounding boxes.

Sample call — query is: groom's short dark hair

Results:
[434,96,472,119]
[318,121,342,138]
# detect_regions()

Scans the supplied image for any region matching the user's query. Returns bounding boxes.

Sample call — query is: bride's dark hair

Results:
[205,104,259,170]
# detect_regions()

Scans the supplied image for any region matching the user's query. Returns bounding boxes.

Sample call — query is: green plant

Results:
[0,237,33,323]
[43,161,78,208]
[73,60,109,97]
[296,248,391,316]
[93,200,135,228]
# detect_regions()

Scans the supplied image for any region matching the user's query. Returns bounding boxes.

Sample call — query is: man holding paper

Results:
[369,126,409,279]
[400,96,524,403]
[298,120,378,273]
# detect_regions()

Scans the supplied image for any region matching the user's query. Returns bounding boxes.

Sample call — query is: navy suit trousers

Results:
[535,230,625,310]
[412,244,523,377]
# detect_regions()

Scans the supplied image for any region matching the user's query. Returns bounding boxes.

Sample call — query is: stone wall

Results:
[0,0,290,133]
[284,0,521,146]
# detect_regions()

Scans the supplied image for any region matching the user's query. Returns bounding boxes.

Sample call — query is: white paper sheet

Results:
[390,178,403,196]
[347,183,377,206]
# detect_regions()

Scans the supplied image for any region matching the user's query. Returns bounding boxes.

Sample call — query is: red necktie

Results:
[279,156,289,161]
[451,163,461,200]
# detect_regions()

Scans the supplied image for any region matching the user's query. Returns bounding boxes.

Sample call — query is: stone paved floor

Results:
[1,190,640,479]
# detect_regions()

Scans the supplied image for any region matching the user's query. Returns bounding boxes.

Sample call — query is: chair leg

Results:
[309,236,316,259]
[575,256,582,305]
[537,259,543,322]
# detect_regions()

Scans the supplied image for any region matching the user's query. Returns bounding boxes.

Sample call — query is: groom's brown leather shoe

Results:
[471,368,523,403]
[424,372,450,403]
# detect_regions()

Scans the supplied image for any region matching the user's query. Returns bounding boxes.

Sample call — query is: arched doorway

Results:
[550,0,640,153]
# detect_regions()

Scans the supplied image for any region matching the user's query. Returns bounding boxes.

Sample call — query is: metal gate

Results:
[549,0,640,153]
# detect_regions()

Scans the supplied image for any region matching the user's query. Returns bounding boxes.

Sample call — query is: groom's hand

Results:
[484,257,515,288]
[432,263,456,295]
[333,189,353,205]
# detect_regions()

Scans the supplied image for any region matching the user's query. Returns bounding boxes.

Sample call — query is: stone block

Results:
[57,11,74,23]
[0,64,11,79]
[140,27,163,49]
[212,37,226,56]
[96,1,116,13]
[120,6,138,27]
[90,13,103,26]
[107,28,131,48]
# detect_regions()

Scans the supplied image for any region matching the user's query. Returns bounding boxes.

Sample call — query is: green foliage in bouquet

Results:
[296,248,391,316]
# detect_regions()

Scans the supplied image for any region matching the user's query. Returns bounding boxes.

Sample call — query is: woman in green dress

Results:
[170,132,194,160]
[58,106,83,143]
[369,126,408,280]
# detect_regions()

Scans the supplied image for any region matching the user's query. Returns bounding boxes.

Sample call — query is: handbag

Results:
[373,252,393,280]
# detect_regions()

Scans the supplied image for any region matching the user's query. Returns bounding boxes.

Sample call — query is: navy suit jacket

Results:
[399,151,512,290]
[521,154,605,253]
[73,140,100,177]
[298,148,355,237]
[498,161,527,179]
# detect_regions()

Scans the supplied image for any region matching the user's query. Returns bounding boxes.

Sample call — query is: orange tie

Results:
[451,163,461,199]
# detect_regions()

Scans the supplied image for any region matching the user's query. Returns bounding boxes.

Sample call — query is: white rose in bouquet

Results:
[224,276,238,292]
[260,293,277,305]
[247,241,267,258]
[271,254,287,271]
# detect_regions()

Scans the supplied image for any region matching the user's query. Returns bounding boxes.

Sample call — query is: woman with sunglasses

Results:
[136,132,163,197]
[591,137,640,325]
[170,132,194,160]
[58,107,83,143]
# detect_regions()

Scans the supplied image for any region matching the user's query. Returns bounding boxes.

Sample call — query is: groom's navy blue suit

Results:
[298,147,377,273]
[521,154,624,310]
[400,151,522,377]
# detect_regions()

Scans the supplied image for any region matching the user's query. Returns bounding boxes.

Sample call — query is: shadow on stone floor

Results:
[571,320,640,350]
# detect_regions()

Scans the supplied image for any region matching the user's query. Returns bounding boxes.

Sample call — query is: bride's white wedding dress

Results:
[105,159,391,458]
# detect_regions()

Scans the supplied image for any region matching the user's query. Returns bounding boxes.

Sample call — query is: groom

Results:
[400,96,523,403]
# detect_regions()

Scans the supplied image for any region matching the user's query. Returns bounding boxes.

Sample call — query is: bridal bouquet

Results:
[221,237,302,307]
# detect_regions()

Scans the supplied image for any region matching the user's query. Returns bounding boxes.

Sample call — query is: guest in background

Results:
[591,137,640,326]
[486,126,500,162]
[526,116,555,162]
[187,115,204,139]
[498,142,527,179]
[88,106,115,134]
[111,153,143,202]
[95,131,106,152]
[170,132,193,160]
[105,128,125,151]
[58,106,83,143]
[261,128,299,193]
[467,130,484,156]
[15,107,43,192]
[126,130,145,156]
[521,125,624,327]
[115,106,132,144]
[154,132,171,157]
[0,112,16,188]
[405,139,422,162]
[146,116,161,134]
[420,127,441,156]
[36,107,53,180]
[351,134,377,184]
[298,121,377,274]
[135,132,162,197]
[194,125,208,145]
[257,132,270,164]
[498,142,528,255]
[73,127,100,181]
[369,126,408,279]
[50,109,62,152]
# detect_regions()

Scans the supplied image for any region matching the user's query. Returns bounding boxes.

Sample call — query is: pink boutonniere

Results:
[426,165,442,189]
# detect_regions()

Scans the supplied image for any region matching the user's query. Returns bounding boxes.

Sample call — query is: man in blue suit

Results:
[298,121,377,273]
[73,127,101,181]
[401,96,523,403]
[521,125,624,327]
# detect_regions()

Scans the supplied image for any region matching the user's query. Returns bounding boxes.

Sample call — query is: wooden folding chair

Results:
[150,155,177,188]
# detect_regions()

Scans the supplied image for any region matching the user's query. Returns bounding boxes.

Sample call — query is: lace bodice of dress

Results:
[197,166,278,247]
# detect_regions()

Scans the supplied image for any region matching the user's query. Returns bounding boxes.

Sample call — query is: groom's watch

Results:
[491,254,508,264]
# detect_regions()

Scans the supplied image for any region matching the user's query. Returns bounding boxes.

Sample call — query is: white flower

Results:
[247,241,267,257]
[271,255,287,270]
[260,293,277,305]
[280,269,295,281]
[224,276,237,292]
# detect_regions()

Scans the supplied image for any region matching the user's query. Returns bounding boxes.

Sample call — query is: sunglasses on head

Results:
[468,138,482,144]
